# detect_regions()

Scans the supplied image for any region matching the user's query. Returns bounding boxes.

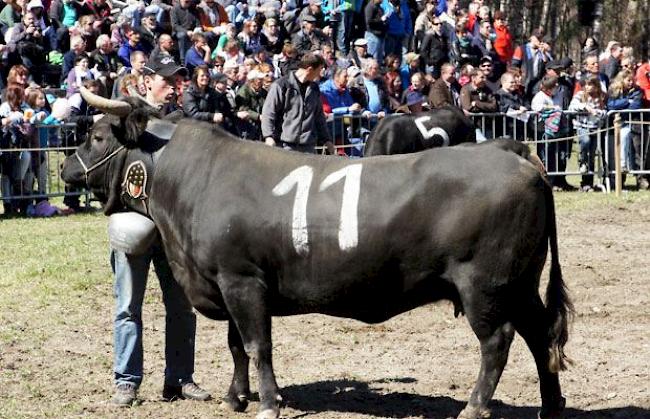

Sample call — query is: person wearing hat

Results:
[235,68,267,140]
[297,0,328,34]
[109,55,212,406]
[292,13,329,56]
[478,55,500,93]
[262,52,333,153]
[348,38,369,68]
[138,11,162,52]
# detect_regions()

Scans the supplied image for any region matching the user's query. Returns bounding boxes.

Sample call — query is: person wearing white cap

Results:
[348,37,370,68]
[234,68,267,140]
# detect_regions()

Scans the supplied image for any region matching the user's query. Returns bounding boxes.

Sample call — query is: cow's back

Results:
[364,106,476,156]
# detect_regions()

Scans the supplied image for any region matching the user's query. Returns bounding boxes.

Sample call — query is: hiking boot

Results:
[638,176,650,190]
[162,382,212,402]
[111,383,137,406]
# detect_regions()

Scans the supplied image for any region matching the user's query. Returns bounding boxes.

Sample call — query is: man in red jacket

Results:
[493,11,513,65]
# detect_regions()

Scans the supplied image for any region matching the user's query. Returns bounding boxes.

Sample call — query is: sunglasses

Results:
[480,64,492,68]
[432,22,441,25]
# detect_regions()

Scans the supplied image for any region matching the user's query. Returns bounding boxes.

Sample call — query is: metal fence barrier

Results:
[0,123,89,215]
[2,109,648,214]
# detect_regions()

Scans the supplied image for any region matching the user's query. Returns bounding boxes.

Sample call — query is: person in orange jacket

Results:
[492,10,513,65]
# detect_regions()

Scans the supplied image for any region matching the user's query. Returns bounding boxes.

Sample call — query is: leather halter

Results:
[75,145,126,184]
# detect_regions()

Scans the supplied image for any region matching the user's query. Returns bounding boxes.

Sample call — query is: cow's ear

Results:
[110,122,130,147]
[123,107,152,146]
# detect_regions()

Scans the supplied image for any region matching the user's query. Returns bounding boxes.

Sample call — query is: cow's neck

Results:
[118,120,176,217]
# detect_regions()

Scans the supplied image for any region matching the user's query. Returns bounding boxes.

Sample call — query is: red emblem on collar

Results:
[123,161,148,200]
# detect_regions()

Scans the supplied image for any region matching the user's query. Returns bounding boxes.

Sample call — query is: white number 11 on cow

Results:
[272,164,363,255]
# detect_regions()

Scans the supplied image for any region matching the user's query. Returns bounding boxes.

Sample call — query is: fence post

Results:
[614,113,622,197]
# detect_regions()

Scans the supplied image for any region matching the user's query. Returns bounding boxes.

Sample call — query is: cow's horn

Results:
[80,86,132,117]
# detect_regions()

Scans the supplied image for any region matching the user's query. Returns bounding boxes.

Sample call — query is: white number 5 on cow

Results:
[272,164,363,255]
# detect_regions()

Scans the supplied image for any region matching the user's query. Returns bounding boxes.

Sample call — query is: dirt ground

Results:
[1,195,650,419]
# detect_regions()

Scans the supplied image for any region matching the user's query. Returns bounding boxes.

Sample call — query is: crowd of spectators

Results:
[1,0,650,215]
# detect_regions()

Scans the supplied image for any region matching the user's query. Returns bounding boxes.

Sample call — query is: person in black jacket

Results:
[496,70,529,140]
[419,16,448,78]
[183,65,237,134]
[364,0,387,63]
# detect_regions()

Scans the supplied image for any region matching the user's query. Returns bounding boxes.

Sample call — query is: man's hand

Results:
[237,111,249,120]
[324,140,336,155]
[377,111,386,119]
[264,137,276,147]
[213,112,224,123]
[349,103,362,113]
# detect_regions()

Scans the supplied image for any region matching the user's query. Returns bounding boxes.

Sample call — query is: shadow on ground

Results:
[281,378,650,419]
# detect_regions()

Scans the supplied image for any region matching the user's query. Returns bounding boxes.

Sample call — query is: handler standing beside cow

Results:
[108,56,211,406]
[261,53,335,154]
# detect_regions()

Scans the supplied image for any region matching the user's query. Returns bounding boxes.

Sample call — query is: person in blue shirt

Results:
[320,67,365,155]
[382,0,411,58]
[184,33,212,76]
[117,27,149,67]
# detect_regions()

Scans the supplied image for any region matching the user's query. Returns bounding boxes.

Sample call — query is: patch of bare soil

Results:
[2,199,650,419]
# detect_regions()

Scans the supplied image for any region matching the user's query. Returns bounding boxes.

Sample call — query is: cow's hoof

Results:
[458,405,491,419]
[220,394,249,412]
[538,396,566,419]
[256,408,280,419]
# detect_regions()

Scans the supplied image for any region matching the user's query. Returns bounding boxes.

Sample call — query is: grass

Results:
[0,190,648,418]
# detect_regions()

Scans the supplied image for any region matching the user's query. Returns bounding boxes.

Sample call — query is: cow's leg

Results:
[217,272,281,419]
[221,320,251,412]
[458,322,515,419]
[456,285,514,419]
[512,295,565,419]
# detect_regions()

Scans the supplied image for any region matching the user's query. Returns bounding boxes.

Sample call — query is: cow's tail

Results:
[543,183,574,373]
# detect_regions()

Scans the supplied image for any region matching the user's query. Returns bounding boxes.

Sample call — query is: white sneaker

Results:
[579,163,588,174]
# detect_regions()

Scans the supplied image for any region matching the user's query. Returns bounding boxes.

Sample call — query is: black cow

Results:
[364,105,476,156]
[62,90,572,419]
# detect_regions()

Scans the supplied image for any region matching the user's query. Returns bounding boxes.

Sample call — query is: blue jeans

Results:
[577,127,597,186]
[365,31,384,64]
[111,246,196,388]
[333,11,353,55]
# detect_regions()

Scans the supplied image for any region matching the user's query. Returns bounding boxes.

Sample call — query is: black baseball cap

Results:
[143,56,188,78]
